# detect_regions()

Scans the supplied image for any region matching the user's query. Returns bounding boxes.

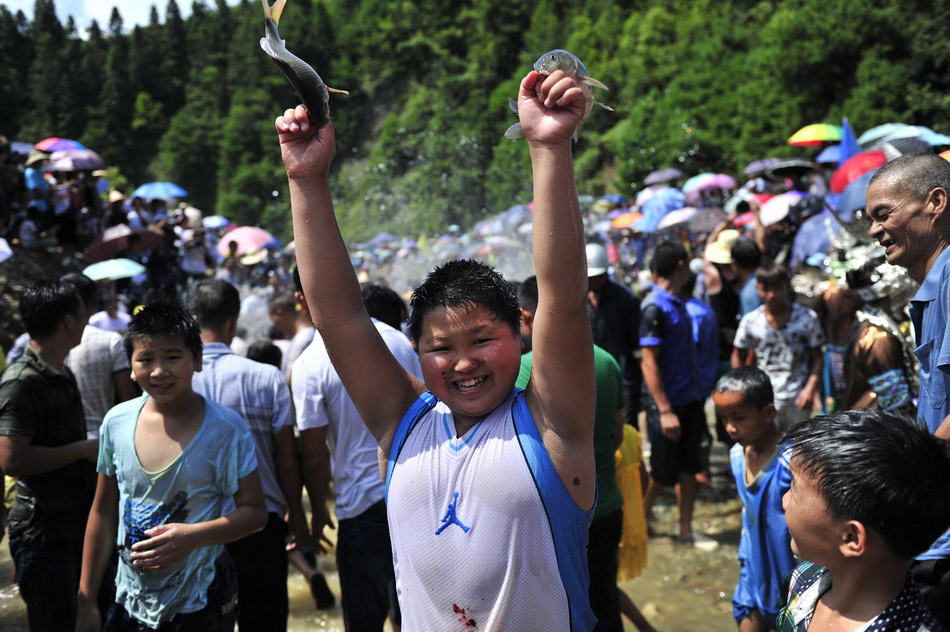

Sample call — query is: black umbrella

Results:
[688,208,729,234]
[768,159,815,179]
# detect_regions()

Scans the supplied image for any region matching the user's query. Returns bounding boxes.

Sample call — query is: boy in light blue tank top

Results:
[277,59,599,629]
[713,366,795,632]
[76,304,267,630]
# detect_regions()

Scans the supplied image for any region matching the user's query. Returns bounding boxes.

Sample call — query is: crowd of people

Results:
[1,71,950,632]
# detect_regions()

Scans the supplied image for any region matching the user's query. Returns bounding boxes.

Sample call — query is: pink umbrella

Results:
[216,226,281,256]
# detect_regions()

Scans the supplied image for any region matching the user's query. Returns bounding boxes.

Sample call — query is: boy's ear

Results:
[764,403,777,425]
[839,520,868,558]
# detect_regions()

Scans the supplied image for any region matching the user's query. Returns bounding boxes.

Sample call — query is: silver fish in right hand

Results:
[260,0,347,128]
[505,49,613,143]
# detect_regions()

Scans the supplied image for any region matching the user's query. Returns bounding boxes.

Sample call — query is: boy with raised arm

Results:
[277,68,597,630]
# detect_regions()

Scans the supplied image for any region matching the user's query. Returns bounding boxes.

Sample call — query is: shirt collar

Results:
[911,245,950,304]
[201,342,233,357]
[652,285,684,306]
[22,343,66,378]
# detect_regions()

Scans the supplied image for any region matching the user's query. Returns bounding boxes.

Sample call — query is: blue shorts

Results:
[733,559,778,628]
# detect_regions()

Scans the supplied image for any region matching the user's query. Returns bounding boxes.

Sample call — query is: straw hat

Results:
[108,190,126,204]
[25,149,49,168]
[705,229,741,265]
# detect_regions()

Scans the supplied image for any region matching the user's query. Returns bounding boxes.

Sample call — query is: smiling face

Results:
[782,458,845,563]
[712,390,775,447]
[130,334,201,404]
[416,303,522,431]
[866,178,938,281]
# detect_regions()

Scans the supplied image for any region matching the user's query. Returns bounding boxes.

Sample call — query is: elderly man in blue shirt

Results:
[866,152,950,628]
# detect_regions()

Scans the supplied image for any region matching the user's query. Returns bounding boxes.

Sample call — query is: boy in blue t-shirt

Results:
[713,366,795,632]
[76,303,267,631]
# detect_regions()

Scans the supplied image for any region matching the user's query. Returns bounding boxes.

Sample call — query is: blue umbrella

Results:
[835,168,880,215]
[815,144,842,164]
[131,181,188,199]
[634,188,686,233]
[600,193,630,206]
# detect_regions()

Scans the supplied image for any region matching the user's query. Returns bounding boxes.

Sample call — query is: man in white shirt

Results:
[292,283,422,631]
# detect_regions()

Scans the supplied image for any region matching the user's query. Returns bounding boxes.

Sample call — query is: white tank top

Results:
[385,389,596,631]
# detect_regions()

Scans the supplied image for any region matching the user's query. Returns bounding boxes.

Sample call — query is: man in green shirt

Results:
[517,275,625,630]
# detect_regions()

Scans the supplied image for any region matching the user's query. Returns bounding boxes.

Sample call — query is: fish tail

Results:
[261,0,287,25]
[504,122,525,140]
[572,124,583,143]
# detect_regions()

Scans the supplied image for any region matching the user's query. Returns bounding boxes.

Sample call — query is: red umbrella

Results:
[34,137,86,152]
[829,150,887,193]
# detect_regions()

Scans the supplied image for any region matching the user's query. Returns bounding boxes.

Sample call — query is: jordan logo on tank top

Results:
[435,491,470,535]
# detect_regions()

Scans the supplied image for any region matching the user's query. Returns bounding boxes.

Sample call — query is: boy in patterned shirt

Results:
[776,409,950,632]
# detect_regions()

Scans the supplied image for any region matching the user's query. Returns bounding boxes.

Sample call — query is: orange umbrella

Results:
[940,149,950,163]
[611,211,642,229]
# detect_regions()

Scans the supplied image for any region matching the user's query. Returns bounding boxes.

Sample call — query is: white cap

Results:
[586,243,609,277]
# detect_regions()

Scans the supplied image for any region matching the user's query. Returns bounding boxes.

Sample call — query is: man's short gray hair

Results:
[869,153,950,201]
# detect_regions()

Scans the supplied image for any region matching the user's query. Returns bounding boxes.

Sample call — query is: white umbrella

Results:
[0,238,12,264]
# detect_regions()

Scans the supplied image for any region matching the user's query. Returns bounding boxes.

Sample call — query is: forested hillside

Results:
[2,0,948,241]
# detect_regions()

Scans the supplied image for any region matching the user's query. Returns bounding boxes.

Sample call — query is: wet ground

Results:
[0,428,742,631]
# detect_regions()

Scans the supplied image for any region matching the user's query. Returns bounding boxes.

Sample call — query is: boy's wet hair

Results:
[714,366,774,410]
[247,340,283,370]
[362,283,406,330]
[755,262,790,289]
[123,302,203,362]
[785,409,950,560]
[187,279,241,330]
[407,259,521,343]
[649,242,688,279]
[19,279,81,341]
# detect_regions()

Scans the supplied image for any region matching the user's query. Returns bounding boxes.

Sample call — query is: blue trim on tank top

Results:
[385,391,438,504]
[441,408,487,452]
[511,389,597,632]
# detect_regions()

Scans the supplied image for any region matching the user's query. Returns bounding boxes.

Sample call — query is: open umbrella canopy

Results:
[83,258,146,281]
[131,181,188,200]
[862,123,950,148]
[760,191,807,226]
[643,168,683,186]
[216,226,280,256]
[635,188,687,233]
[610,211,642,229]
[682,172,716,192]
[815,145,842,163]
[202,215,231,230]
[835,168,880,215]
[0,238,12,265]
[829,150,887,193]
[34,137,86,152]
[44,148,105,172]
[688,208,729,234]
[656,207,699,230]
[744,158,781,176]
[600,193,630,206]
[83,224,164,263]
[788,123,842,146]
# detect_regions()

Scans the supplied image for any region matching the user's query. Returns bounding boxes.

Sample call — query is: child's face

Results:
[757,280,789,310]
[130,335,201,404]
[782,458,843,563]
[712,391,776,447]
[416,303,522,429]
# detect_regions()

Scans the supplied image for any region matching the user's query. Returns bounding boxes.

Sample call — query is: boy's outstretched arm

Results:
[519,70,596,509]
[128,469,267,570]
[275,108,424,453]
[77,473,120,632]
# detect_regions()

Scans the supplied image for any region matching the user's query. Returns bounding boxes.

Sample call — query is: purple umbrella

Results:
[44,149,106,172]
[643,168,683,186]
[743,158,781,176]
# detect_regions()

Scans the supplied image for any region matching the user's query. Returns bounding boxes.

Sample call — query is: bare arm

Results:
[277,111,423,454]
[76,473,119,632]
[641,346,681,441]
[0,435,98,476]
[936,414,950,440]
[129,470,267,570]
[299,427,334,554]
[273,425,307,544]
[795,347,823,411]
[518,70,595,509]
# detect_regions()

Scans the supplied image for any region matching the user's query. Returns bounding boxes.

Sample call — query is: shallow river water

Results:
[0,439,742,631]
